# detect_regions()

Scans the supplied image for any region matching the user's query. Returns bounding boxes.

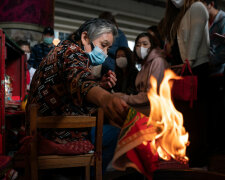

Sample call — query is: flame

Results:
[147,69,189,162]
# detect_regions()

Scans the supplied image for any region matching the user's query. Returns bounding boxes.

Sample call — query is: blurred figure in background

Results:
[17,40,31,59]
[203,0,225,75]
[114,33,169,115]
[113,47,138,95]
[17,40,31,90]
[147,25,164,49]
[99,11,128,75]
[28,27,55,69]
[203,0,225,155]
[161,0,210,167]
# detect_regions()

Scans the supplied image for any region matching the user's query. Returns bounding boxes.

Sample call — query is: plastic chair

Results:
[28,104,103,180]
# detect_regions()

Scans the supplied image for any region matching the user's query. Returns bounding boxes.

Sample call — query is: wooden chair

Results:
[28,104,103,180]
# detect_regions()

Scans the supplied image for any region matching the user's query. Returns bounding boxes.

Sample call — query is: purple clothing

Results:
[121,48,169,106]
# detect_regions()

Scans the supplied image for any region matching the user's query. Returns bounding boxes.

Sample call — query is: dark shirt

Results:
[113,67,138,95]
[28,42,54,69]
[167,37,183,66]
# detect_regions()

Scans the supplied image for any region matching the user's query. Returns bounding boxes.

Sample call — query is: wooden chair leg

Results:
[30,105,38,180]
[24,160,30,180]
[95,158,102,180]
[85,165,90,180]
[95,108,103,180]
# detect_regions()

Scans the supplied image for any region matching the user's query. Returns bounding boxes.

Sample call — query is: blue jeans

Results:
[90,125,120,173]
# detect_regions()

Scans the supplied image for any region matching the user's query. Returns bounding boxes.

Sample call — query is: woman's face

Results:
[135,36,151,60]
[135,36,151,51]
[86,32,114,55]
[116,50,126,58]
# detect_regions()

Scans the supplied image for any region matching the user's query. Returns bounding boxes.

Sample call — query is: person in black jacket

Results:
[28,27,55,69]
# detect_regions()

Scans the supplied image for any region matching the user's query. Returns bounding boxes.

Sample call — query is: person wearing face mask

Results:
[161,0,210,167]
[114,33,169,114]
[26,18,128,175]
[28,27,55,69]
[161,0,210,93]
[113,47,138,95]
[17,40,32,90]
[98,11,129,76]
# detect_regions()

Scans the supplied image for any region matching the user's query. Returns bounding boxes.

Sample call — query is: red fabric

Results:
[158,159,189,169]
[18,135,94,155]
[38,136,94,155]
[112,108,159,180]
[0,134,2,154]
[112,108,189,179]
[127,142,158,180]
[172,59,198,107]
[26,70,30,85]
[0,0,54,27]
[0,156,11,169]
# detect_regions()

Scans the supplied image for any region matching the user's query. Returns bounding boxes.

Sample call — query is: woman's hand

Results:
[86,86,129,126]
[100,94,129,126]
[99,70,117,89]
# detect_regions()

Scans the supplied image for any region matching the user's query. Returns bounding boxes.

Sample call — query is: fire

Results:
[147,69,189,162]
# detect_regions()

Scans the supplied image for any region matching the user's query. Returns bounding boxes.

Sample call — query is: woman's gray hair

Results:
[73,18,118,42]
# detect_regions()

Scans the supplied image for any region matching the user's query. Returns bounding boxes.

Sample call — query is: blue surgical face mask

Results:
[88,44,108,66]
[43,37,53,45]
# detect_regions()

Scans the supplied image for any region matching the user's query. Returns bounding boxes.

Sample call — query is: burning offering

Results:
[112,69,189,179]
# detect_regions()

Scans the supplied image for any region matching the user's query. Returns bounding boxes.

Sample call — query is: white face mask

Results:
[171,0,185,8]
[25,52,30,60]
[116,57,128,69]
[136,47,149,60]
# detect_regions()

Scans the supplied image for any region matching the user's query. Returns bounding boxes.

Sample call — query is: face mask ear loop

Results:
[90,42,95,51]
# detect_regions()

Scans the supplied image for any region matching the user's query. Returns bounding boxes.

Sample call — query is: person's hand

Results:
[99,70,117,89]
[100,94,129,127]
[86,86,128,126]
[211,33,225,44]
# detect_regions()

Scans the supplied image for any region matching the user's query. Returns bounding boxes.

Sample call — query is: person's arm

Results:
[187,2,209,66]
[64,46,128,126]
[118,57,168,106]
[210,18,225,65]
[86,86,128,126]
[210,41,225,66]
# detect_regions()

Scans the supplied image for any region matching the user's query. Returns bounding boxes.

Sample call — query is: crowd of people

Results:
[16,0,224,177]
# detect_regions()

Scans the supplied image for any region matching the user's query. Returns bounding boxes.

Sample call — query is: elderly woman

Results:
[26,18,128,173]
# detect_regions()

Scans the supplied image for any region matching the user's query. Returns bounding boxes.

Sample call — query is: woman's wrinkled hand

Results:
[100,94,129,127]
[100,70,117,89]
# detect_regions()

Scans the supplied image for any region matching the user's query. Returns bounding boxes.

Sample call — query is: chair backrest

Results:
[28,104,103,180]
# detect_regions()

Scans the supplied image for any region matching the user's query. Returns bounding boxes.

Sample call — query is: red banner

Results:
[0,0,54,28]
